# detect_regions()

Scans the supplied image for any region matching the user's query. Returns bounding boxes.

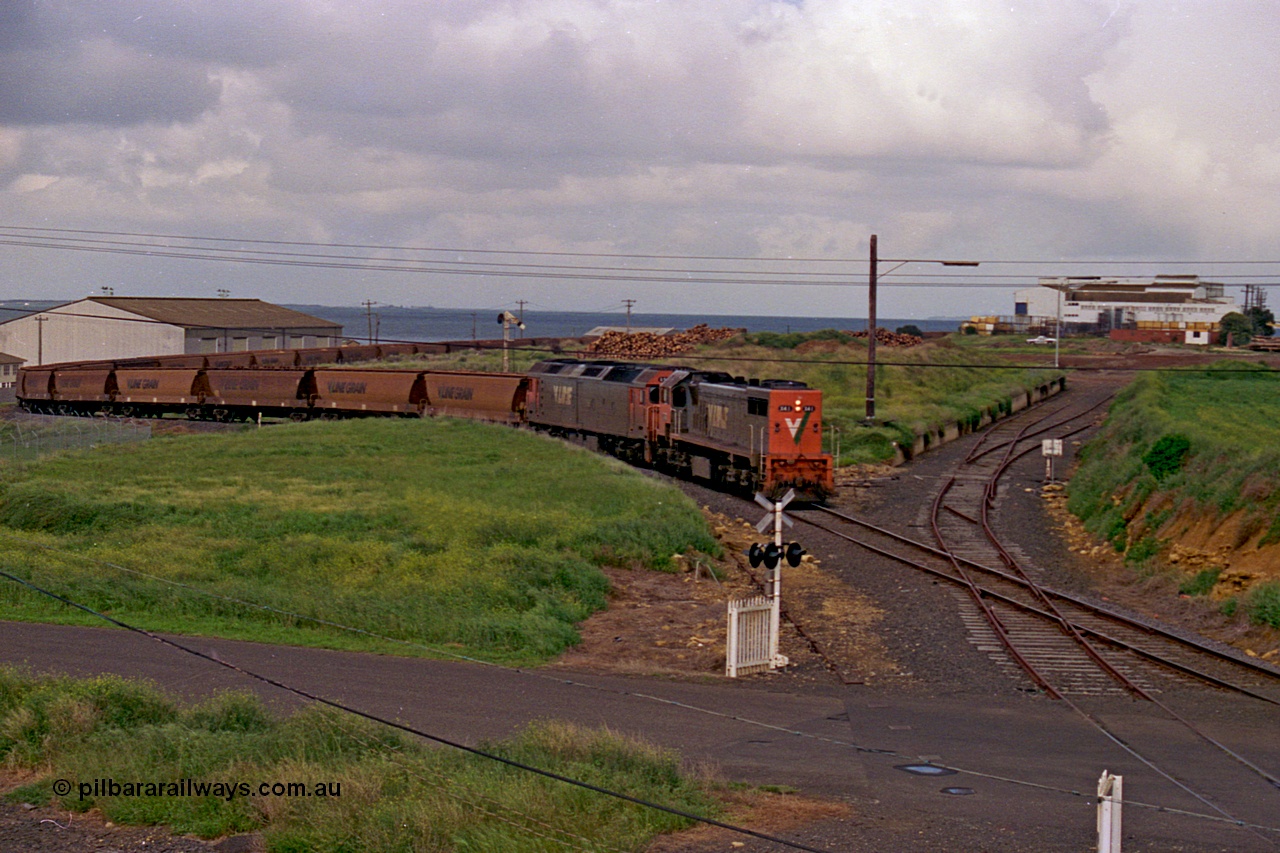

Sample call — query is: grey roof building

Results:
[0,297,342,365]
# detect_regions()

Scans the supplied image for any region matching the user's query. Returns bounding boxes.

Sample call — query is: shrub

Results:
[1247,581,1280,628]
[1142,434,1191,481]
[1125,535,1161,566]
[1178,568,1220,596]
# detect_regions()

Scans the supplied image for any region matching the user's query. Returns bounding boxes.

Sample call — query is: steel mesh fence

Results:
[0,413,152,463]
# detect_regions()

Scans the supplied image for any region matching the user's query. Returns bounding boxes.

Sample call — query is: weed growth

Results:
[1247,581,1280,629]
[0,419,717,663]
[1068,363,1280,563]
[1,668,719,849]
[1178,568,1221,597]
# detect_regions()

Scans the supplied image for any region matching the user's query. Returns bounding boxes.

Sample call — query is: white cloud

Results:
[0,0,1276,316]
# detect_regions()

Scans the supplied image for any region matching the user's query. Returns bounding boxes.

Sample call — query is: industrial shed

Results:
[1010,276,1238,344]
[0,297,342,366]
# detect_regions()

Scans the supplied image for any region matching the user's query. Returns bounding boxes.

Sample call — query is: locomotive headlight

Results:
[795,399,802,408]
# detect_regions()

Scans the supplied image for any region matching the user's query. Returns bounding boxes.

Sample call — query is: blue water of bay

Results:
[289,305,964,344]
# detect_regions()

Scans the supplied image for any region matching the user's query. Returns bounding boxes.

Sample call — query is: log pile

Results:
[585,324,741,358]
[848,327,923,347]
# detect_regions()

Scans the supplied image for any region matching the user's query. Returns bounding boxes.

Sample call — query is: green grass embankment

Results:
[0,668,718,850]
[692,332,1063,464]
[0,419,718,663]
[1067,362,1280,627]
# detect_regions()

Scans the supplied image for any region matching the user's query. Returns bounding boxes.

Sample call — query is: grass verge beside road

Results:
[0,668,719,850]
[0,418,718,663]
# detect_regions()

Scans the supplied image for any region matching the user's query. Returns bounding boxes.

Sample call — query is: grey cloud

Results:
[0,41,220,126]
[0,0,305,127]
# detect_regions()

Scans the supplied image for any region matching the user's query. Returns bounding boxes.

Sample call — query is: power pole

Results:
[362,300,377,344]
[865,235,878,422]
[35,315,48,365]
[622,298,636,333]
[471,312,477,341]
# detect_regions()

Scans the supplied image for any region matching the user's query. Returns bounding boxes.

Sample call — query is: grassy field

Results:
[1067,362,1280,627]
[1,668,720,851]
[0,418,718,663]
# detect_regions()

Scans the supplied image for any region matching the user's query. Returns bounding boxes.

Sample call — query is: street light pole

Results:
[865,236,980,424]
[865,235,879,422]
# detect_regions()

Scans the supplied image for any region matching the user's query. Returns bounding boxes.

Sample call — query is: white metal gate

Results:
[726,595,773,677]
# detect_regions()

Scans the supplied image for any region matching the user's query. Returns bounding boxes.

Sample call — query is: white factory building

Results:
[0,297,343,366]
[1013,276,1238,345]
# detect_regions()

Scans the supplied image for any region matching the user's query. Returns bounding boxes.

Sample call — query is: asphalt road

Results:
[3,618,1278,852]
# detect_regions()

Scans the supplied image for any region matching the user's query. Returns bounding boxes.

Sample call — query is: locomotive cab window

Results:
[672,387,687,407]
[747,397,768,416]
[649,386,660,404]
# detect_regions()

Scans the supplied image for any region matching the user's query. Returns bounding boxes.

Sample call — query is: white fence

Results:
[726,595,773,677]
[0,414,152,463]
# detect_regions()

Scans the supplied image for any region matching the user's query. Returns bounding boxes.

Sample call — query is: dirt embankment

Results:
[1041,484,1280,662]
[552,507,896,683]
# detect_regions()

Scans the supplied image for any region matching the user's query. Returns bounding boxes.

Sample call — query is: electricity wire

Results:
[0,567,837,853]
[5,541,1279,839]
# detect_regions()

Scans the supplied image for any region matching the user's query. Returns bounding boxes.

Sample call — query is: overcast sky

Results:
[1,0,1277,318]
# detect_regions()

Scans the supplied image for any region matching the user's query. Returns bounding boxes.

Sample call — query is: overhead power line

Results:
[1,226,1278,291]
[0,567,836,853]
[3,224,1280,266]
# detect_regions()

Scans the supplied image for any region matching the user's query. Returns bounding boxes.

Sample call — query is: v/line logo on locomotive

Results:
[551,384,574,406]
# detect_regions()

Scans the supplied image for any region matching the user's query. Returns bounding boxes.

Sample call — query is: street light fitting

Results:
[865,235,981,423]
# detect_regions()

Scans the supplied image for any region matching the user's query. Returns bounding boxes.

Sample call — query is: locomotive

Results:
[17,349,834,499]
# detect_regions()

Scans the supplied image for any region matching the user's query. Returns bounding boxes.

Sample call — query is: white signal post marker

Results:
[1042,438,1064,483]
[754,489,795,669]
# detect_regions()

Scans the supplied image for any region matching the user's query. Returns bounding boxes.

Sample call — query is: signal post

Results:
[737,490,804,673]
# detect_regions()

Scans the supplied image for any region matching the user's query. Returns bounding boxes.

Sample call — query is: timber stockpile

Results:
[849,327,923,347]
[585,324,742,358]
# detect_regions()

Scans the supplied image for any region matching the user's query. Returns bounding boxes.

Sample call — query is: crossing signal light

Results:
[785,542,805,567]
[763,543,782,569]
[747,542,805,570]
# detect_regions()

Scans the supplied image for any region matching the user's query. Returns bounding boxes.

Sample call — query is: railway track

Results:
[789,383,1280,838]
[793,503,1280,706]
[794,385,1280,705]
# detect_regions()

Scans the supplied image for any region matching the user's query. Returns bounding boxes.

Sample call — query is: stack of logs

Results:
[849,328,923,347]
[585,324,741,358]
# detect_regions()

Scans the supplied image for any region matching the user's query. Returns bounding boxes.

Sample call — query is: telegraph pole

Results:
[363,300,377,344]
[622,298,636,333]
[865,235,878,422]
[35,315,48,365]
